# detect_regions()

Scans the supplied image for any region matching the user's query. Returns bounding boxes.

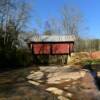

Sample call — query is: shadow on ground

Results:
[0,66,57,100]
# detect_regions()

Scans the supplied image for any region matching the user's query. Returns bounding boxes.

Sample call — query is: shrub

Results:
[80,59,100,71]
[15,48,33,67]
[0,48,33,69]
[81,59,100,66]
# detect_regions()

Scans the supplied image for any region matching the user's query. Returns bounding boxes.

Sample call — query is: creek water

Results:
[84,64,100,90]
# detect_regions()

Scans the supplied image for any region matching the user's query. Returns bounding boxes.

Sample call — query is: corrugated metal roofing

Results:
[27,35,76,42]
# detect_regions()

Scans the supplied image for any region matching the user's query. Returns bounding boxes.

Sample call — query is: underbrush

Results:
[80,59,100,65]
[80,59,100,71]
[0,48,33,72]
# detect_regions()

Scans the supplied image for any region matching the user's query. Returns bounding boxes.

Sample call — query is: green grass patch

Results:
[80,59,100,70]
[81,59,100,65]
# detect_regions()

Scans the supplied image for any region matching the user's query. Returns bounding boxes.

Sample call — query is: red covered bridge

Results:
[27,35,76,55]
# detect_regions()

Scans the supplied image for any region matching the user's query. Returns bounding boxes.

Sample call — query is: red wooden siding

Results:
[52,44,70,54]
[32,43,72,55]
[69,43,74,52]
[33,44,50,54]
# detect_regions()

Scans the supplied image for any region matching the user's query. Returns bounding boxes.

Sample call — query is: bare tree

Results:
[43,5,83,37]
[0,0,32,50]
[60,5,82,37]
[0,0,34,67]
[43,18,62,35]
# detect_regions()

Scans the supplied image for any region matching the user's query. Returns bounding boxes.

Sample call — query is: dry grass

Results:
[68,52,91,65]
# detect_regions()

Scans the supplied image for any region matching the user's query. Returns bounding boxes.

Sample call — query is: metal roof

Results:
[27,35,76,42]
